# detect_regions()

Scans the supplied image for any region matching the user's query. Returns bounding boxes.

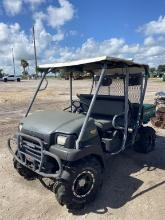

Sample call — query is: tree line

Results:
[0,59,37,78]
[150,65,165,73]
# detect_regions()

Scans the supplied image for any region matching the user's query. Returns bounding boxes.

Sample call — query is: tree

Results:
[149,67,157,78]
[157,65,165,72]
[21,59,29,78]
[0,69,5,78]
[150,67,156,73]
[59,69,67,78]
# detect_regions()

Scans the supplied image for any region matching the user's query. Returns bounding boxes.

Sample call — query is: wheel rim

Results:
[72,170,95,198]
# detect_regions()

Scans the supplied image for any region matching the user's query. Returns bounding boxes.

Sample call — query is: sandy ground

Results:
[0,78,164,220]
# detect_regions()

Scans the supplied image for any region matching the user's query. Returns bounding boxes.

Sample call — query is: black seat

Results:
[78,94,126,132]
[94,117,113,132]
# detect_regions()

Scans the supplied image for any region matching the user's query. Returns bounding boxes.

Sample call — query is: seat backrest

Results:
[78,94,125,117]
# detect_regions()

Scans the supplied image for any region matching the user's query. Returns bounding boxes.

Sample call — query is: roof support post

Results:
[122,68,129,150]
[25,71,47,117]
[76,63,107,149]
[111,67,129,155]
[131,73,148,144]
[69,72,73,112]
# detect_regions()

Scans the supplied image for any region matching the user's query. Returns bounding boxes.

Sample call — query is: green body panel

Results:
[21,111,98,142]
[142,103,156,124]
[22,111,85,136]
[20,103,155,145]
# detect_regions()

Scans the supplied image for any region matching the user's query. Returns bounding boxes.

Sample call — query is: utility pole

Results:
[32,25,38,78]
[12,47,16,76]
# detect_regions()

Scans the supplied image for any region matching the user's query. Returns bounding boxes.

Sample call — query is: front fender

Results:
[49,144,105,165]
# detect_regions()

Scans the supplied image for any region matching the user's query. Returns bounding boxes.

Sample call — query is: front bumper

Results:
[8,132,62,178]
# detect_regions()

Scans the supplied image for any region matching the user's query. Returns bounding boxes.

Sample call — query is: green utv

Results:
[8,56,156,210]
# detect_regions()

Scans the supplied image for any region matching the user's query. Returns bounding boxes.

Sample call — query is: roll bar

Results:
[76,63,107,149]
[24,61,147,153]
[25,71,48,117]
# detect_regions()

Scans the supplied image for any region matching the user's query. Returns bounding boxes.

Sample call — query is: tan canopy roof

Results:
[38,56,149,75]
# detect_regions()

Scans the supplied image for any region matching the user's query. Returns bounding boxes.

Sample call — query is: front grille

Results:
[21,139,42,162]
[18,135,45,170]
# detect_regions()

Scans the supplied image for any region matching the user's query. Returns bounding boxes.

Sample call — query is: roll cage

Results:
[25,56,149,152]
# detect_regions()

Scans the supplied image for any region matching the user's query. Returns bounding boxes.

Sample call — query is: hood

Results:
[21,111,86,136]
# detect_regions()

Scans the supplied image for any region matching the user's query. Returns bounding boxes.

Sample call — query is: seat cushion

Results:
[95,118,113,132]
[78,94,125,117]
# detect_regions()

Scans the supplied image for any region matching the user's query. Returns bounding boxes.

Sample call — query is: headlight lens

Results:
[18,123,23,131]
[57,135,68,145]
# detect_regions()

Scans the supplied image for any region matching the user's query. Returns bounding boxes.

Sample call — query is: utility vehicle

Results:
[8,56,156,210]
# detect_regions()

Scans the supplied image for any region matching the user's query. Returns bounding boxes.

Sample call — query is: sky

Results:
[1,0,165,74]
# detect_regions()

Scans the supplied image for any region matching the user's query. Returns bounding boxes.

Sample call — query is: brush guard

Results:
[8,133,62,178]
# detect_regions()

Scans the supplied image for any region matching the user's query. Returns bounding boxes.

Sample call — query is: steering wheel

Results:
[64,100,90,113]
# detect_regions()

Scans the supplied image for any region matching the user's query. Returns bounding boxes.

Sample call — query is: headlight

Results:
[57,135,68,145]
[18,123,23,132]
[56,134,77,148]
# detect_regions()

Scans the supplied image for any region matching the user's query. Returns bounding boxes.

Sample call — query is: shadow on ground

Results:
[71,134,165,215]
[40,134,165,215]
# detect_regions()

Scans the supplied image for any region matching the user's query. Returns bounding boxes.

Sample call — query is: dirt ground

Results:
[0,78,164,220]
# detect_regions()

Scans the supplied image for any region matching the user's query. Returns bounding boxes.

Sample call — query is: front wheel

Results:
[53,158,102,210]
[134,126,156,153]
[13,158,37,180]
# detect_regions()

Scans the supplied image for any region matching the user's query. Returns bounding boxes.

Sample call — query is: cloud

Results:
[33,11,65,52]
[24,0,45,10]
[0,23,10,43]
[144,36,155,46]
[3,0,45,15]
[53,29,65,41]
[31,0,74,50]
[1,21,165,75]
[1,10,165,75]
[0,12,66,74]
[68,30,78,36]
[51,35,165,68]
[138,16,165,35]
[61,38,126,60]
[3,0,22,16]
[47,0,75,28]
[54,38,132,61]
[0,22,34,74]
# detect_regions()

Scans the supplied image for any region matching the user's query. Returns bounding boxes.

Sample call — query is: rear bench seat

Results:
[77,94,126,132]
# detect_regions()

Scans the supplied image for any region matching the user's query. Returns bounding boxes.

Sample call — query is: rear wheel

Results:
[134,126,156,153]
[53,158,102,210]
[13,158,37,180]
[17,78,21,82]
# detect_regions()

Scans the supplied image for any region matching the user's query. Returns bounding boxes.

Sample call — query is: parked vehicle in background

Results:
[162,73,165,81]
[158,72,163,78]
[64,72,83,80]
[2,75,21,82]
[150,71,158,78]
[149,70,165,78]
